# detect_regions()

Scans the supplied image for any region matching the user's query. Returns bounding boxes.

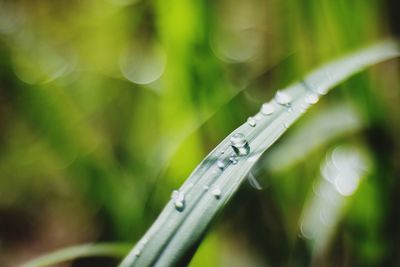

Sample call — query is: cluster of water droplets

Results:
[243,90,296,131]
[216,133,250,171]
[171,86,322,211]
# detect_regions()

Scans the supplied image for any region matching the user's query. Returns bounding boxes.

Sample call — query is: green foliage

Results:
[22,243,132,267]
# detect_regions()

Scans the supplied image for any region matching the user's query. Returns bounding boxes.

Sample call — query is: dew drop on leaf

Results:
[229,155,238,164]
[275,91,292,106]
[212,186,222,199]
[134,249,141,257]
[230,133,250,156]
[247,116,256,127]
[304,93,319,104]
[171,190,185,211]
[217,159,226,170]
[133,240,146,257]
[261,103,275,115]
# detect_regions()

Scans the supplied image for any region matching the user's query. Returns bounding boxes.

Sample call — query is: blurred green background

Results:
[0,0,399,266]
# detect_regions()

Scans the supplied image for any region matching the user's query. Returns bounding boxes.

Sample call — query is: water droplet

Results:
[204,185,209,191]
[174,200,184,210]
[229,155,238,164]
[247,117,256,127]
[230,133,250,156]
[275,91,292,106]
[230,133,246,147]
[287,107,293,113]
[317,71,332,95]
[134,248,141,257]
[171,190,185,211]
[304,93,319,104]
[217,159,226,170]
[284,123,289,129]
[261,103,275,115]
[133,240,147,257]
[212,186,222,199]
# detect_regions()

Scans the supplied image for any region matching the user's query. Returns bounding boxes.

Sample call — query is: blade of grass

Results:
[120,40,399,267]
[21,243,132,267]
[263,102,364,173]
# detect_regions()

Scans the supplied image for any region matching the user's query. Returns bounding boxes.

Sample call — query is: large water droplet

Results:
[230,133,246,147]
[247,117,256,127]
[212,186,222,199]
[171,190,185,211]
[261,103,275,115]
[230,133,250,156]
[275,91,292,106]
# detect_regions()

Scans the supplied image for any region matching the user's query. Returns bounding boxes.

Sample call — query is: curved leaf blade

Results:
[21,243,132,267]
[120,40,399,267]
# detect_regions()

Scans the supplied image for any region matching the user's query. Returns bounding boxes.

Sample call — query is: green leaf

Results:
[21,243,132,267]
[120,40,399,267]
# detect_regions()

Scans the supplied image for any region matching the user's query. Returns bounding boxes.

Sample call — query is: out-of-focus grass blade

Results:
[120,41,399,267]
[300,146,369,255]
[264,103,364,173]
[21,243,132,267]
